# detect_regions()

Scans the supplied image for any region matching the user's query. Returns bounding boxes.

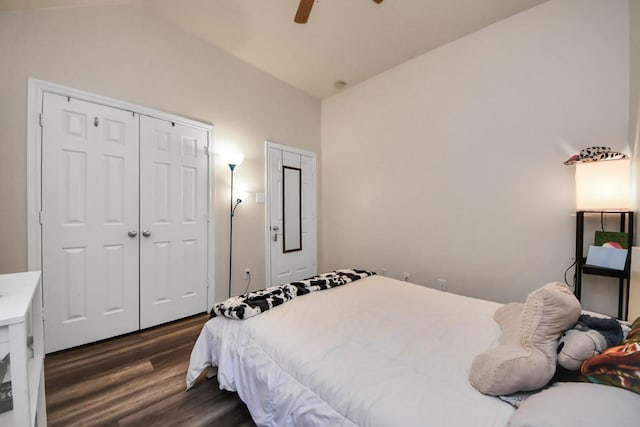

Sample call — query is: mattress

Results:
[187,274,514,426]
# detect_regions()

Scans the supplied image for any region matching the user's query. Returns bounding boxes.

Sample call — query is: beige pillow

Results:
[494,302,523,344]
[469,282,580,396]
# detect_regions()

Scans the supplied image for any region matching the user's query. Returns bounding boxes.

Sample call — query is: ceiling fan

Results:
[295,0,384,24]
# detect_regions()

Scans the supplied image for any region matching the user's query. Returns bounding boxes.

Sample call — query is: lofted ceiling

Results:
[0,0,548,98]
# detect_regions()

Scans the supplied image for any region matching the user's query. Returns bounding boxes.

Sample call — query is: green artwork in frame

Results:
[594,231,630,249]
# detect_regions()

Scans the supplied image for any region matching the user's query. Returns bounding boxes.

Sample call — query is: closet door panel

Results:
[139,116,208,328]
[41,93,140,353]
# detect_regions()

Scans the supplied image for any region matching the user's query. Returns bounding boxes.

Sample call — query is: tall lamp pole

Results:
[225,152,244,298]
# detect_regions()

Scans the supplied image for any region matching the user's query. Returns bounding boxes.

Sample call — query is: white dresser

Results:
[0,271,47,426]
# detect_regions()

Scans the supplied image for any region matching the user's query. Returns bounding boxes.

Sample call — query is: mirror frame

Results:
[282,165,302,253]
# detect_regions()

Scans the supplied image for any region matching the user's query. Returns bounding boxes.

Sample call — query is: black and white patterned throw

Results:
[210,269,376,320]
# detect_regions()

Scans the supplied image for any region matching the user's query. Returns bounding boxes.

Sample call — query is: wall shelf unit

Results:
[0,271,47,426]
[575,210,634,320]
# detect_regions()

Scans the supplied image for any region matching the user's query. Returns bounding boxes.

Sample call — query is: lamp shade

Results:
[223,151,244,167]
[234,190,248,202]
[575,159,630,210]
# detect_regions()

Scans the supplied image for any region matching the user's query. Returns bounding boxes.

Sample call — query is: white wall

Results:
[629,0,640,319]
[320,0,630,315]
[0,5,321,302]
[632,0,640,202]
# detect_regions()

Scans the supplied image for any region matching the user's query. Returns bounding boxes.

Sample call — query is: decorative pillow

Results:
[507,382,640,427]
[469,282,581,396]
[580,316,640,394]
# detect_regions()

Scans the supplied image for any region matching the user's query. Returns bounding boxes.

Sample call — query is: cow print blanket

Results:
[210,269,376,320]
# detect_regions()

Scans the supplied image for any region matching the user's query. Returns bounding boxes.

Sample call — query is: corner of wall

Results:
[630,0,640,238]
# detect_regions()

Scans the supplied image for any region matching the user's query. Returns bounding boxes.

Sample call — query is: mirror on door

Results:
[283,166,302,252]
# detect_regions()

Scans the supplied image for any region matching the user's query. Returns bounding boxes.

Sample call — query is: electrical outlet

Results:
[437,278,447,291]
[244,268,251,280]
[403,272,410,282]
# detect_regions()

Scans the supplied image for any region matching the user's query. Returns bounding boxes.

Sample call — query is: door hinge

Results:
[39,113,44,127]
[39,211,44,225]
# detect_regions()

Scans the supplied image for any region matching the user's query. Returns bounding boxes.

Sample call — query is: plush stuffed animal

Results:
[470,282,581,395]
[557,314,624,371]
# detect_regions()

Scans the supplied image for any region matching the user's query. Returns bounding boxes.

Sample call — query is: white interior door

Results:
[139,116,209,328]
[41,93,140,353]
[267,144,317,286]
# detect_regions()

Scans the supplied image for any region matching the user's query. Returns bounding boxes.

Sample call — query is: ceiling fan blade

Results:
[372,0,383,4]
[294,0,315,24]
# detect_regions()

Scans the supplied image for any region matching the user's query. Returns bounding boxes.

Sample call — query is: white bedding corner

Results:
[186,324,214,389]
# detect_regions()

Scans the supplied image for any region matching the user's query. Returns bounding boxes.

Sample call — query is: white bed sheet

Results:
[187,275,514,426]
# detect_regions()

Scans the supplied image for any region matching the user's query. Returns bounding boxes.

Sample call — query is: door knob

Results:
[128,230,137,238]
[142,230,151,238]
[272,225,279,242]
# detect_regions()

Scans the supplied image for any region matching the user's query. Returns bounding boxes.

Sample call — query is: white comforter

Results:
[187,275,514,426]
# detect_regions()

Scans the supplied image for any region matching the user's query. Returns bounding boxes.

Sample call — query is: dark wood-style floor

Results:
[44,314,256,426]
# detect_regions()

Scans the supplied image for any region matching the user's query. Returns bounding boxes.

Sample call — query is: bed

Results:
[186,272,640,427]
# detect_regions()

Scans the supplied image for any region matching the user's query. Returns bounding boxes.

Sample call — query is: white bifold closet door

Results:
[139,116,208,329]
[41,93,140,353]
[41,93,209,353]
